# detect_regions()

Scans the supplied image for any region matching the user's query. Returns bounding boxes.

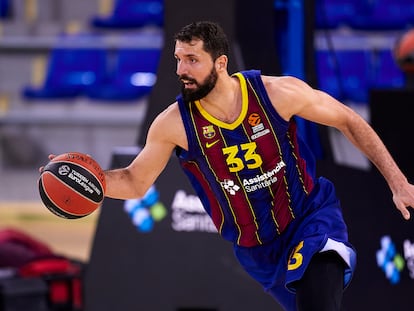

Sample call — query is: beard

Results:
[179,67,218,102]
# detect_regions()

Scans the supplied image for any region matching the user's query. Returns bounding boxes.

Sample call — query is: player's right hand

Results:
[38,154,56,173]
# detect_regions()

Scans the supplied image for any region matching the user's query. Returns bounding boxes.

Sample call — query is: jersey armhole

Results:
[242,70,289,127]
[176,95,196,159]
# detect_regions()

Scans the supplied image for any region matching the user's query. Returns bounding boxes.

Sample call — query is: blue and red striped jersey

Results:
[176,70,316,247]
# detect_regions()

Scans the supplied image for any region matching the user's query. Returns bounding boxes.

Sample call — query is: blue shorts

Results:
[233,177,357,311]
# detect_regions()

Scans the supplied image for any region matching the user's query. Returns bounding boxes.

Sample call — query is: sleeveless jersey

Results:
[176,70,316,247]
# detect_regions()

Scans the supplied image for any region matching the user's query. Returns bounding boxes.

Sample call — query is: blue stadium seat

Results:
[23,35,107,99]
[86,48,161,101]
[91,0,164,29]
[316,49,372,103]
[371,49,406,89]
[316,0,414,30]
[315,0,359,29]
[351,0,414,30]
[0,0,10,18]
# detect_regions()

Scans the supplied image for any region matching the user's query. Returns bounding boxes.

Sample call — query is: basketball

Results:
[38,152,106,219]
[394,29,414,73]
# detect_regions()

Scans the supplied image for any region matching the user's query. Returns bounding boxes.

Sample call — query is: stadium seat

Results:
[351,0,414,30]
[23,34,108,99]
[315,0,358,29]
[86,48,161,101]
[91,0,164,29]
[316,49,371,103]
[371,49,406,89]
[315,50,343,100]
[0,0,10,18]
[23,49,107,99]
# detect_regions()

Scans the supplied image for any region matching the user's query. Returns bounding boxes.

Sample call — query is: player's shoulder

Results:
[261,75,309,91]
[261,74,316,101]
[156,101,181,122]
[151,101,187,149]
[259,75,317,120]
[151,101,185,137]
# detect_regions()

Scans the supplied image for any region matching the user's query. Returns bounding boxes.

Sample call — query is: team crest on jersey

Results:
[202,125,216,139]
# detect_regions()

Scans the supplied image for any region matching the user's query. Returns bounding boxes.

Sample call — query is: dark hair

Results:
[174,21,229,61]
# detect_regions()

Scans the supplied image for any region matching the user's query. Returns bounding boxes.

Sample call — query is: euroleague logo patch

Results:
[58,165,71,176]
[248,113,270,140]
[248,113,261,126]
[49,162,103,199]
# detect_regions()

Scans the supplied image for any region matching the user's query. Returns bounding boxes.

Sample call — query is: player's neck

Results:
[199,76,242,123]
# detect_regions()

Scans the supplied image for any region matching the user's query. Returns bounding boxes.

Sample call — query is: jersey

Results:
[176,70,356,310]
[176,70,317,247]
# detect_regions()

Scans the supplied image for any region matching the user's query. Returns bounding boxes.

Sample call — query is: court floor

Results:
[0,201,98,261]
[0,167,98,261]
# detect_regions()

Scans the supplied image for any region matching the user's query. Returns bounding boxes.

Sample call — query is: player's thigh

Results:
[295,251,345,311]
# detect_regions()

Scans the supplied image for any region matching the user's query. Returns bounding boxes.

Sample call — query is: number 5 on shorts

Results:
[288,241,304,270]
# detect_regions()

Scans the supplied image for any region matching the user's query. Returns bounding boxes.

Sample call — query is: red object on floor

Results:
[19,258,84,310]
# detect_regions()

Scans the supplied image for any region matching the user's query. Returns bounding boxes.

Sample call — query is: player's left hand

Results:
[392,182,414,220]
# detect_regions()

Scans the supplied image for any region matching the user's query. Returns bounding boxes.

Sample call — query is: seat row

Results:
[0,0,164,29]
[315,48,405,103]
[23,40,161,101]
[316,0,414,30]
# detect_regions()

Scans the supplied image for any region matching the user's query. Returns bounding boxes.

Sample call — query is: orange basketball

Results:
[38,152,106,219]
[394,29,414,73]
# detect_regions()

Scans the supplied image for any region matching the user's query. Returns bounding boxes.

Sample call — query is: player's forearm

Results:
[104,168,145,200]
[366,139,407,190]
[343,114,407,190]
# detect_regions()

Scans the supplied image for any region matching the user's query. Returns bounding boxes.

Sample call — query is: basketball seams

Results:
[51,152,106,185]
[42,171,102,205]
[44,162,104,203]
[38,152,106,219]
[39,176,85,219]
[54,159,105,186]
[40,172,100,217]
[46,160,105,192]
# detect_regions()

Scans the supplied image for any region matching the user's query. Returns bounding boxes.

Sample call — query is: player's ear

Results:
[215,55,227,71]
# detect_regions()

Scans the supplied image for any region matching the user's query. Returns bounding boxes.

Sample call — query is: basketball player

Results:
[44,21,414,310]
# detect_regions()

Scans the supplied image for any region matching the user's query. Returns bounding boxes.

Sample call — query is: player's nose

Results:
[176,60,188,76]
